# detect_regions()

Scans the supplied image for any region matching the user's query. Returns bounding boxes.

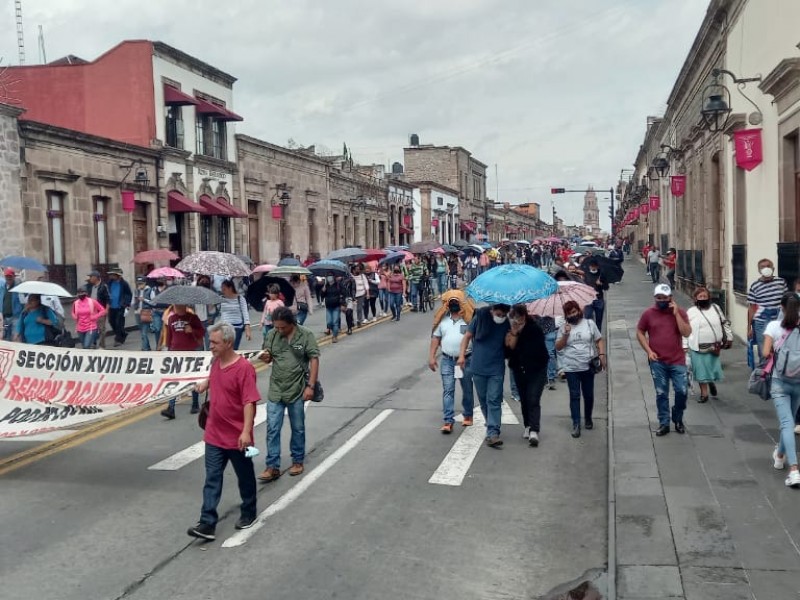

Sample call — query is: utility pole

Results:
[15,0,25,65]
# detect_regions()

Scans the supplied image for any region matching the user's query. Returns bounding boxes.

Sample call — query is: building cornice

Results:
[0,102,24,119]
[759,57,800,114]
[19,120,159,158]
[152,41,237,87]
[235,134,331,167]
[34,169,80,182]
[408,180,461,197]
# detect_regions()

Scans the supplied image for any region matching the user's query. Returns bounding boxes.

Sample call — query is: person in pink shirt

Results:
[71,288,107,349]
[260,285,284,338]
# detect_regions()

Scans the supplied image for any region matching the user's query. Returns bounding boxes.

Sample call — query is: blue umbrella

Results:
[325,247,367,262]
[308,259,349,276]
[379,251,406,266]
[0,256,48,271]
[480,242,492,249]
[466,264,558,305]
[385,245,408,252]
[278,257,301,267]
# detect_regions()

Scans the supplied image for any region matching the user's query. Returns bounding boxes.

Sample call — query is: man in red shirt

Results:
[161,305,205,420]
[636,284,692,436]
[188,322,260,541]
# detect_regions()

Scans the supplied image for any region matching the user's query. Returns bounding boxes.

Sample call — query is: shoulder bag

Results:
[712,304,733,349]
[698,309,722,356]
[198,391,210,429]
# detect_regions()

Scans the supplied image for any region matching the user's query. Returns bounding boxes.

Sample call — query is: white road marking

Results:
[222,408,394,548]
[430,400,520,487]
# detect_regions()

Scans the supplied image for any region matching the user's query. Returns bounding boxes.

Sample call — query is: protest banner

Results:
[0,341,260,438]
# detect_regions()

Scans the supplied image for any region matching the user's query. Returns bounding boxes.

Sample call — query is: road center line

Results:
[222,408,394,548]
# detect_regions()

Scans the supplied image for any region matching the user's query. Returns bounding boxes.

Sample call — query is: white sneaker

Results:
[785,470,800,487]
[529,431,539,447]
[794,424,800,435]
[523,426,530,440]
[773,446,786,470]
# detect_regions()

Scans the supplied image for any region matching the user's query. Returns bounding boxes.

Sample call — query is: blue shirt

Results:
[109,280,122,309]
[468,309,510,377]
[16,306,58,344]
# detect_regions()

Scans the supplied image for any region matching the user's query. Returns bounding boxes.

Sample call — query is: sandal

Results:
[697,395,709,403]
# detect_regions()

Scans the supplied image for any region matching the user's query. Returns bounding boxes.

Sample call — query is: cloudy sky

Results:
[0,0,709,229]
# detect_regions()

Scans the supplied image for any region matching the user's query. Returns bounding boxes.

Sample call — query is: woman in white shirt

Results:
[685,287,730,403]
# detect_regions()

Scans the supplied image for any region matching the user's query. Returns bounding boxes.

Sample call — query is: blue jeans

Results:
[544,331,557,381]
[326,306,341,338]
[199,442,257,527]
[770,377,800,467]
[266,398,305,468]
[378,289,389,313]
[584,298,605,332]
[262,324,274,338]
[151,310,164,345]
[436,273,447,296]
[136,315,153,351]
[753,308,779,361]
[168,391,200,411]
[508,366,519,399]
[79,330,98,349]
[649,361,688,427]
[409,282,420,308]
[440,355,474,423]
[566,370,595,425]
[649,263,661,283]
[472,372,504,438]
[390,292,403,320]
[233,326,245,350]
[297,310,308,325]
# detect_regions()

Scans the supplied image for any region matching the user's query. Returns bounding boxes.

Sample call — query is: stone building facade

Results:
[0,104,24,260]
[235,136,331,263]
[328,161,390,250]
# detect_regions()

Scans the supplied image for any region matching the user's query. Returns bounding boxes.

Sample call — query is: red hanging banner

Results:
[271,205,283,219]
[640,201,649,216]
[431,218,439,228]
[632,206,640,219]
[121,189,135,213]
[649,196,660,211]
[670,175,686,197]
[733,128,763,171]
[403,214,412,226]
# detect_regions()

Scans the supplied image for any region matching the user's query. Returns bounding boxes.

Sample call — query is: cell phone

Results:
[454,365,464,379]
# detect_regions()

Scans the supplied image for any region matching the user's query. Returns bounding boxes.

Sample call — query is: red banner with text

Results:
[670,175,686,197]
[734,128,763,171]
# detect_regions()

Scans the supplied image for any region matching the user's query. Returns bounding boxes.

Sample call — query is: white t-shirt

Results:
[764,320,793,348]
[557,318,602,373]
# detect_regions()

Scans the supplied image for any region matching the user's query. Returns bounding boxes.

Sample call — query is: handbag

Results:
[712,304,733,349]
[748,366,771,400]
[297,301,309,313]
[140,308,153,323]
[698,309,722,356]
[590,355,603,374]
[198,393,210,429]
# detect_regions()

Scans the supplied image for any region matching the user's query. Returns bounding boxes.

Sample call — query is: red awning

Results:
[194,97,243,122]
[399,226,413,235]
[199,195,233,216]
[164,85,198,106]
[168,191,207,213]
[460,222,476,233]
[217,105,243,122]
[217,197,247,218]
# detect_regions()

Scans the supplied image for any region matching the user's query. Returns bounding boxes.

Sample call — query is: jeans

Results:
[409,282,419,308]
[137,316,154,351]
[440,355,474,423]
[378,289,389,313]
[436,272,447,296]
[649,361,688,427]
[753,309,780,361]
[151,310,164,348]
[513,368,547,431]
[262,324,274,338]
[666,269,676,288]
[584,298,605,332]
[266,398,305,468]
[508,366,519,399]
[326,306,341,338]
[566,370,595,426]
[2,318,16,341]
[544,331,557,381]
[199,442,257,527]
[770,377,800,467]
[365,296,377,319]
[355,296,366,324]
[79,329,98,349]
[233,326,245,350]
[390,292,403,320]
[297,310,308,325]
[649,263,661,283]
[472,372,504,438]
[168,391,200,411]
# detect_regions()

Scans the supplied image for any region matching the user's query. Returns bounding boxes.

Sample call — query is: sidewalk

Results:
[607,260,800,600]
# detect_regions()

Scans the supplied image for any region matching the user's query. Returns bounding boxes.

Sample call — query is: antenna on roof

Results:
[15,0,25,65]
[37,24,46,64]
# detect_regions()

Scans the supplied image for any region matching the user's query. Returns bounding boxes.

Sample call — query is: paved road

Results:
[0,305,608,600]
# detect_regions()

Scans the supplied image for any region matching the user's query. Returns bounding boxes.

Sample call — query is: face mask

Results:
[448,303,461,314]
[760,267,774,278]
[326,276,334,284]
[492,314,507,324]
[589,269,598,275]
[656,301,671,310]
[696,299,710,309]
[393,270,400,275]
[566,315,581,325]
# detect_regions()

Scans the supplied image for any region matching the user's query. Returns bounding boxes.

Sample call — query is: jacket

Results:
[84,282,111,308]
[0,279,24,319]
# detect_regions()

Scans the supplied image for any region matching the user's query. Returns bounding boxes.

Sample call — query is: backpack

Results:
[774,327,800,383]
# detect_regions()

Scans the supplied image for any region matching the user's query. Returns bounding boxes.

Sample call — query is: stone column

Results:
[0,105,25,259]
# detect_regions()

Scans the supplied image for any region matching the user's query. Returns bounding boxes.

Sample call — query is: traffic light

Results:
[550,188,565,194]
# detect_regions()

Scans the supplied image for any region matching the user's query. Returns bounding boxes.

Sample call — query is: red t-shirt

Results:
[166,312,204,351]
[637,306,689,366]
[204,357,261,450]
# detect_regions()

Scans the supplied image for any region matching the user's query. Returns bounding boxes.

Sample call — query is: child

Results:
[260,284,284,338]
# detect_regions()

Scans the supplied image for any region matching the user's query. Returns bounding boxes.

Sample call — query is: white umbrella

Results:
[10,281,74,298]
[468,244,485,253]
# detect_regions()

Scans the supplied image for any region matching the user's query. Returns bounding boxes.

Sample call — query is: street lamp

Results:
[701,68,763,132]
[652,155,670,178]
[272,184,291,257]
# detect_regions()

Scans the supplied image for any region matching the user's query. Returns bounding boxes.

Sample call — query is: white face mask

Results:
[492,314,507,324]
[760,267,774,278]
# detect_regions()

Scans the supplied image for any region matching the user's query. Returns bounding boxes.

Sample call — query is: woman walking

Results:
[685,287,729,403]
[260,285,284,338]
[762,292,800,488]
[72,288,106,349]
[323,275,345,343]
[364,266,380,322]
[387,266,406,322]
[555,300,605,438]
[219,279,251,350]
[289,275,313,325]
[14,294,60,345]
[378,265,390,318]
[505,304,549,447]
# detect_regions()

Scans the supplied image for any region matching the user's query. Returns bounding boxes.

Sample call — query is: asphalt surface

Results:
[1,302,609,600]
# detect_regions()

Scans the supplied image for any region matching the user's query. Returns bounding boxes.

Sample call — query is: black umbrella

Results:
[245,276,296,312]
[453,239,469,249]
[584,256,624,284]
[278,257,301,267]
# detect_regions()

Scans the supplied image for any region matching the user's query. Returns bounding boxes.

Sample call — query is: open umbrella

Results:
[379,252,405,266]
[235,254,255,267]
[147,266,186,279]
[268,265,312,277]
[453,240,469,249]
[176,252,251,278]
[150,285,222,306]
[253,264,278,274]
[326,248,367,263]
[526,281,597,317]
[1,256,48,272]
[546,236,562,243]
[361,249,387,262]
[516,240,531,245]
[584,255,624,284]
[431,247,446,255]
[245,276,296,312]
[466,264,558,305]
[385,245,409,252]
[133,249,179,264]
[278,257,302,267]
[308,259,349,276]
[440,244,459,254]
[10,281,73,298]
[409,240,440,254]
[480,242,493,249]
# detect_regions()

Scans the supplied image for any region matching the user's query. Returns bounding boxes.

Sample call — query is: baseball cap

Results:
[654,284,672,297]
[87,270,101,278]
[4,268,15,277]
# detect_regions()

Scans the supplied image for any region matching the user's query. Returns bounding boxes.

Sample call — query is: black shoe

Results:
[655,425,670,436]
[697,396,709,403]
[709,383,718,397]
[190,405,200,414]
[187,522,216,540]
[347,328,353,335]
[161,407,175,420]
[571,424,581,438]
[585,419,594,430]
[674,421,685,434]
[235,516,256,530]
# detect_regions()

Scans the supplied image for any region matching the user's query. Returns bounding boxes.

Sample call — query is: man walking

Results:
[458,303,511,447]
[647,246,661,283]
[258,307,320,482]
[407,257,426,311]
[636,284,692,436]
[429,295,474,433]
[747,258,787,360]
[187,322,260,541]
[106,268,132,346]
[583,259,609,331]
[0,268,23,340]
[84,270,110,348]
